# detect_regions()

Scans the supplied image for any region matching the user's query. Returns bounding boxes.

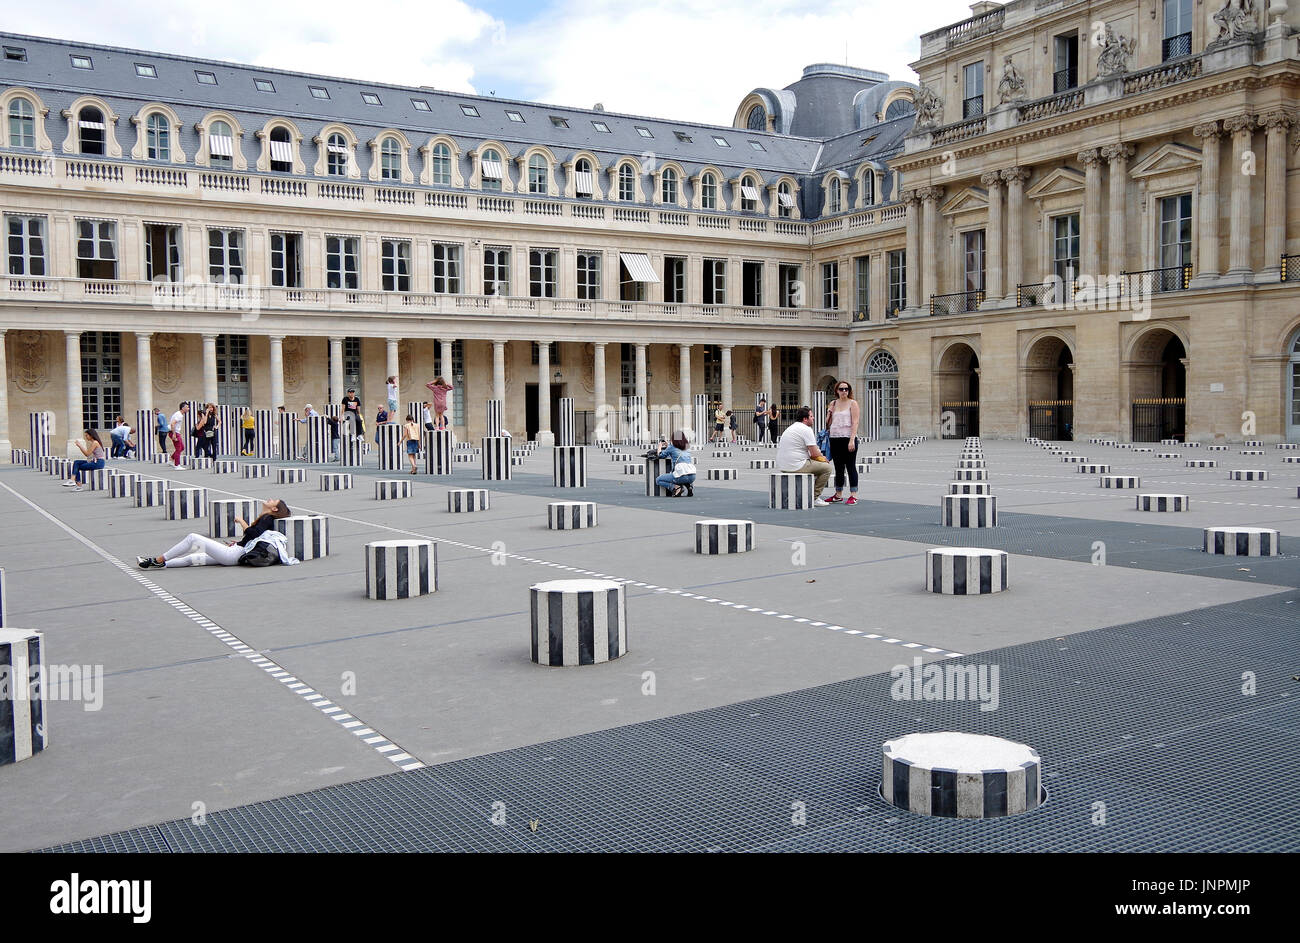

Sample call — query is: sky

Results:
[4,0,978,124]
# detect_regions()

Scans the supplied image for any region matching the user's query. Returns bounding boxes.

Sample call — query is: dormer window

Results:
[592,120,611,133]
[700,172,717,210]
[269,126,292,172]
[460,104,480,117]
[430,142,452,185]
[828,177,842,214]
[195,70,217,85]
[550,116,569,128]
[8,98,36,148]
[411,98,431,112]
[713,135,730,147]
[78,106,105,155]
[208,120,234,168]
[661,167,678,204]
[777,182,794,218]
[3,46,27,62]
[135,63,157,78]
[574,158,594,197]
[528,153,548,194]
[506,110,524,122]
[740,176,760,212]
[618,164,635,201]
[361,92,382,106]
[480,147,503,191]
[674,131,692,143]
[70,55,92,70]
[254,78,275,93]
[380,137,402,180]
[146,113,170,161]
[326,133,348,175]
[636,126,653,138]
[309,86,330,100]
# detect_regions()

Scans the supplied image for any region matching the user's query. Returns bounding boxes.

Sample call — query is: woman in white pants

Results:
[137,499,293,568]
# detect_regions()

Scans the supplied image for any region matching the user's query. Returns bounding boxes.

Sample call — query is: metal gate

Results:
[1131,397,1185,442]
[940,401,979,438]
[1028,400,1073,441]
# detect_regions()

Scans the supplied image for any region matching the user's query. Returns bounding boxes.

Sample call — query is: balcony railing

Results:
[930,289,984,316]
[922,7,1004,49]
[1123,264,1191,295]
[931,115,987,146]
[1017,281,1055,307]
[1123,54,1201,95]
[962,96,985,119]
[1052,68,1078,93]
[1161,32,1192,62]
[1281,254,1300,281]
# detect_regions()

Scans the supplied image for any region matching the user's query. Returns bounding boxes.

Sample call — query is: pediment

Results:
[940,186,989,216]
[1025,166,1086,199]
[1129,142,1201,179]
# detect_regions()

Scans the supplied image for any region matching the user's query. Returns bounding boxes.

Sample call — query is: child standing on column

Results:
[426,377,453,430]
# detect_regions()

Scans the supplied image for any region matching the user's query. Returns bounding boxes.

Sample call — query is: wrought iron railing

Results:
[1123,264,1190,295]
[940,402,979,439]
[1052,68,1078,93]
[1281,254,1300,282]
[1029,401,1074,441]
[1162,32,1191,62]
[1131,398,1185,443]
[930,289,984,317]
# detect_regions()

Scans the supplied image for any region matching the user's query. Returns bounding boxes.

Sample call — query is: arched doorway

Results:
[1025,336,1074,440]
[1287,331,1300,441]
[1129,329,1186,441]
[864,349,899,439]
[938,343,979,437]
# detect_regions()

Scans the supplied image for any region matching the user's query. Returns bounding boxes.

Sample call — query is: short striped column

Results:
[1161,438,1180,446]
[485,399,503,438]
[28,412,51,468]
[530,579,628,667]
[695,519,754,555]
[1285,456,1300,464]
[212,459,239,474]
[557,397,575,447]
[48,458,71,479]
[954,468,988,481]
[646,457,673,497]
[941,494,997,527]
[1229,469,1268,481]
[448,488,489,512]
[750,458,775,469]
[375,479,413,500]
[1208,444,1229,451]
[1061,455,1089,464]
[425,430,453,475]
[84,467,112,491]
[338,428,363,467]
[611,452,633,462]
[165,487,207,521]
[1241,449,1265,456]
[304,416,330,464]
[1183,441,1201,448]
[376,423,404,471]
[553,446,587,487]
[278,412,299,462]
[883,733,1042,818]
[1277,443,1298,450]
[548,501,597,530]
[278,468,305,485]
[957,459,985,469]
[209,498,256,538]
[10,448,30,466]
[1156,451,1180,459]
[707,468,739,481]
[150,453,171,466]
[1132,446,1153,452]
[1099,475,1141,488]
[1243,439,1263,447]
[189,456,214,471]
[481,436,511,480]
[1114,443,1134,449]
[769,473,813,509]
[1203,526,1280,557]
[711,450,733,458]
[253,409,274,458]
[454,452,476,464]
[624,463,645,475]
[319,473,353,491]
[0,627,48,765]
[135,478,166,508]
[275,515,329,559]
[1136,493,1189,511]
[242,463,271,480]
[949,481,991,495]
[926,547,1008,595]
[1077,463,1110,474]
[365,540,436,600]
[1186,459,1217,469]
[110,471,140,498]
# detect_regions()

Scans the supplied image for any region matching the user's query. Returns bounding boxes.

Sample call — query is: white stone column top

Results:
[884,732,1037,773]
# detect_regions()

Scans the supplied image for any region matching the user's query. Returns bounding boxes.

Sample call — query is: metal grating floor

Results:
[38,590,1300,853]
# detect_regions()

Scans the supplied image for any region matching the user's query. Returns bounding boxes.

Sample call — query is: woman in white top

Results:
[824,380,861,505]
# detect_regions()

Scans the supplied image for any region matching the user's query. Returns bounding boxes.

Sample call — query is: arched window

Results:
[574,157,593,198]
[661,167,678,204]
[701,172,717,210]
[740,174,759,212]
[618,163,635,201]
[269,126,292,173]
[829,177,842,214]
[777,181,793,218]
[862,170,875,205]
[326,132,348,176]
[528,153,548,194]
[866,349,900,439]
[431,143,452,185]
[78,106,105,155]
[380,137,401,180]
[481,147,503,191]
[886,98,916,121]
[146,113,169,161]
[208,120,233,168]
[747,105,766,131]
[8,97,36,148]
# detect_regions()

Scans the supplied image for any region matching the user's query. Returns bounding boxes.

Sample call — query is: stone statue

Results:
[1213,0,1259,42]
[996,56,1026,103]
[914,85,943,129]
[1096,24,1136,76]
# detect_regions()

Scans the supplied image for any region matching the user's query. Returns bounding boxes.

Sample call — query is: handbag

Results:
[237,543,276,567]
[672,461,697,477]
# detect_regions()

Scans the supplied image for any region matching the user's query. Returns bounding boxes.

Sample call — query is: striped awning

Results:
[619,252,660,283]
[209,135,233,157]
[574,170,594,194]
[777,191,796,208]
[481,159,504,179]
[79,119,105,129]
[326,141,348,154]
[269,140,292,163]
[741,185,762,202]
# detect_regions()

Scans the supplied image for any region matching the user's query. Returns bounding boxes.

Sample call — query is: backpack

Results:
[237,543,277,567]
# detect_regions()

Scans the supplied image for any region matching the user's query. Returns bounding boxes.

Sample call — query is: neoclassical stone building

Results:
[3,0,1300,455]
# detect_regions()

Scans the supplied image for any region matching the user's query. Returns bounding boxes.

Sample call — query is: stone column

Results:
[593,342,609,442]
[720,344,734,415]
[919,186,944,307]
[678,344,691,421]
[135,332,153,413]
[1001,167,1030,302]
[0,331,10,461]
[201,333,219,404]
[328,336,344,404]
[1262,112,1292,278]
[1225,114,1256,278]
[65,331,83,449]
[536,339,553,446]
[440,339,453,386]
[269,335,285,410]
[634,343,647,403]
[1078,149,1103,280]
[386,338,400,406]
[492,340,506,402]
[903,189,921,311]
[760,345,773,398]
[1102,144,1134,277]
[1190,121,1223,282]
[981,172,1004,299]
[799,346,812,407]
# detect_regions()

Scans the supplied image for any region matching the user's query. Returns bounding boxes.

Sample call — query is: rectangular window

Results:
[822,261,840,309]
[531,341,560,366]
[76,219,117,279]
[963,62,984,119]
[309,86,330,99]
[713,136,730,148]
[326,235,360,290]
[1052,214,1080,283]
[195,70,217,85]
[702,258,726,305]
[381,239,412,292]
[636,126,653,138]
[432,243,462,293]
[451,340,466,427]
[506,110,524,122]
[592,121,611,133]
[345,337,362,389]
[9,104,35,147]
[4,46,28,62]
[1053,33,1079,92]
[460,104,480,117]
[529,248,557,298]
[483,246,510,295]
[674,131,692,143]
[664,256,686,303]
[748,140,766,151]
[144,223,182,282]
[742,260,763,307]
[361,92,382,105]
[208,228,245,284]
[135,63,157,78]
[550,116,569,128]
[146,118,170,161]
[216,334,251,405]
[6,214,46,277]
[577,251,602,301]
[778,264,801,308]
[1159,193,1193,269]
[963,230,985,293]
[888,250,906,315]
[1163,0,1193,60]
[270,232,302,288]
[620,343,635,398]
[855,255,870,317]
[254,78,275,93]
[411,99,430,112]
[80,332,121,430]
[70,55,92,70]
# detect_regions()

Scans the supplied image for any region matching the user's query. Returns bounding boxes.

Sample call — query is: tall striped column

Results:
[182,400,202,442]
[304,416,330,464]
[862,389,881,441]
[0,627,47,765]
[486,399,503,437]
[28,412,50,466]
[253,409,274,458]
[626,395,646,446]
[482,436,511,480]
[216,405,238,456]
[278,411,299,462]
[754,392,770,442]
[812,391,827,433]
[406,400,424,428]
[135,409,157,461]
[425,429,453,475]
[553,445,587,487]
[693,394,708,447]
[557,397,575,447]
[376,423,404,470]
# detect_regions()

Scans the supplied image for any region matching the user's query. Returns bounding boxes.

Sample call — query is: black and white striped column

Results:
[1185,459,1217,469]
[625,395,646,446]
[189,456,214,471]
[0,627,47,765]
[553,446,587,487]
[811,391,827,433]
[376,423,404,471]
[338,425,363,467]
[548,501,597,530]
[1229,469,1268,481]
[448,488,489,512]
[530,579,628,667]
[242,463,270,480]
[941,494,997,527]
[375,479,413,500]
[769,473,813,509]
[954,468,988,481]
[365,540,436,600]
[278,411,299,462]
[165,487,208,521]
[274,515,329,559]
[882,733,1041,818]
[557,397,575,447]
[1203,527,1280,556]
[304,416,330,464]
[711,450,733,458]
[693,394,708,448]
[28,412,50,467]
[707,468,739,481]
[1099,475,1140,488]
[957,458,985,469]
[209,498,257,538]
[1077,463,1110,474]
[84,468,111,491]
[278,468,305,485]
[135,478,166,508]
[212,459,239,475]
[1136,493,1188,511]
[481,436,511,480]
[136,408,157,461]
[215,405,236,456]
[425,430,454,475]
[695,519,754,555]
[750,458,775,469]
[485,399,503,438]
[624,463,645,475]
[319,473,353,491]
[926,547,1008,594]
[10,448,30,466]
[949,481,991,495]
[646,456,673,496]
[406,401,424,430]
[254,409,274,458]
[110,471,140,499]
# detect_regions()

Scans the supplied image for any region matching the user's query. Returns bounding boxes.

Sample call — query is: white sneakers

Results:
[61,480,77,487]
[814,498,831,507]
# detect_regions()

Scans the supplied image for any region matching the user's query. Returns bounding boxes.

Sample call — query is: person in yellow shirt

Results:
[240,407,256,455]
